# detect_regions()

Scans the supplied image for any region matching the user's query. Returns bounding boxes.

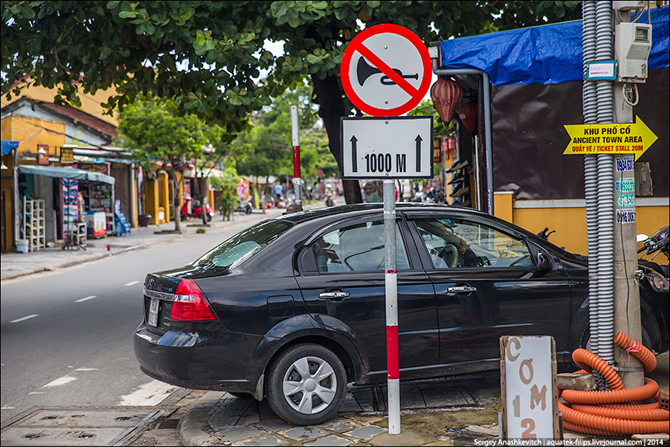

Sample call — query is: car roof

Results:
[276,203,486,226]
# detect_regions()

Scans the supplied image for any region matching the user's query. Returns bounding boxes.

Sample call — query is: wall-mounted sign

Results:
[78,162,110,176]
[586,60,617,80]
[60,146,74,165]
[37,144,49,165]
[562,116,657,160]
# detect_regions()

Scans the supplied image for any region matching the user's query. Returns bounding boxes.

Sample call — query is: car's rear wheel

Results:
[266,343,346,426]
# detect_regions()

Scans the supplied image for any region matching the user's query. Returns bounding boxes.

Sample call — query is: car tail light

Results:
[171,279,217,322]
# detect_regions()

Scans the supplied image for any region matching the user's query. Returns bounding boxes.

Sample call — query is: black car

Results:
[134,203,668,425]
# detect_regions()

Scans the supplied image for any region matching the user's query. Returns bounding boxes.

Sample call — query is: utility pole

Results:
[611,1,650,389]
[290,106,303,210]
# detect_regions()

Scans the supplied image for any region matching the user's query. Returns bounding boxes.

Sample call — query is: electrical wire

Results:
[622,83,639,106]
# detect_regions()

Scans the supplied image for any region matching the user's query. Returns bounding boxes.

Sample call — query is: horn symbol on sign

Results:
[357,58,419,86]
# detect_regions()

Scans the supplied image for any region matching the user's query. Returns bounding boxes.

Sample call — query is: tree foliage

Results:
[234,83,337,183]
[117,97,229,228]
[2,0,580,203]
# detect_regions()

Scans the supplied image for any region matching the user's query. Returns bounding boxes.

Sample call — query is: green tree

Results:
[209,168,240,221]
[117,97,224,230]
[2,1,580,203]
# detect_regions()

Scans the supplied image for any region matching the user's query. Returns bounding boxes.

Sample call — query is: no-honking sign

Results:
[341,24,432,117]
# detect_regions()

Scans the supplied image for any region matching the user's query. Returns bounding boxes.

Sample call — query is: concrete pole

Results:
[290,106,303,209]
[612,8,644,389]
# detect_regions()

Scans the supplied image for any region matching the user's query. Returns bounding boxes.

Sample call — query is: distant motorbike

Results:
[325,193,334,207]
[180,197,214,222]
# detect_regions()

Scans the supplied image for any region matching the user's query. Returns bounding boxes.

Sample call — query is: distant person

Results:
[273,183,283,201]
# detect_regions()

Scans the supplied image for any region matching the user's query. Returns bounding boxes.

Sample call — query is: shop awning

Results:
[18,164,115,185]
[438,5,668,86]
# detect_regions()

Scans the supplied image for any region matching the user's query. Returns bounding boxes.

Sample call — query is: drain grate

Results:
[0,407,170,446]
[158,419,180,430]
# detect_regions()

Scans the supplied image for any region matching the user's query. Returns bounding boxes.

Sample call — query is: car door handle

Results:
[447,286,477,294]
[318,291,350,299]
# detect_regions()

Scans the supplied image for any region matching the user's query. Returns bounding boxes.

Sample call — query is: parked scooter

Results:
[180,197,214,222]
[541,225,668,353]
[236,198,253,214]
[637,226,669,279]
[636,226,669,353]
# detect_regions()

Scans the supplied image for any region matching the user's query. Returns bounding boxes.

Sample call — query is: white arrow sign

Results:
[341,117,433,179]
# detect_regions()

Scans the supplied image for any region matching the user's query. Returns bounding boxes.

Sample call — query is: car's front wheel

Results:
[266,343,346,426]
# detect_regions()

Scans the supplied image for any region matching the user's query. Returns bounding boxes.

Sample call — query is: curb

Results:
[179,392,225,446]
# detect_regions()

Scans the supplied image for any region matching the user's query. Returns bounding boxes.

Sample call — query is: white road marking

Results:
[119,380,178,406]
[75,295,97,303]
[74,368,98,371]
[29,392,45,395]
[1,405,16,410]
[42,376,78,388]
[125,281,140,286]
[9,314,38,323]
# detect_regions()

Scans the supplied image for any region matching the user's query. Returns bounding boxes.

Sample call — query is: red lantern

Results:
[430,78,463,124]
[165,162,172,172]
[155,160,163,169]
[187,163,195,170]
[458,101,478,136]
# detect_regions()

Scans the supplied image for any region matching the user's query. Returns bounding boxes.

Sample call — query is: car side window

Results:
[311,220,410,273]
[414,218,534,269]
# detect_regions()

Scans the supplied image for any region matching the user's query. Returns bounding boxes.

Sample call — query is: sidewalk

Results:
[179,354,670,446]
[1,207,290,281]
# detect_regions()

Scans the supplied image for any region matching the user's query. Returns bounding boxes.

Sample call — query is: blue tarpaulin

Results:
[439,5,669,86]
[1,139,19,155]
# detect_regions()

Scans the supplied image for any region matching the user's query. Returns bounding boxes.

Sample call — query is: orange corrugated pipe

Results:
[572,403,669,421]
[614,331,657,373]
[558,331,670,436]
[571,348,624,390]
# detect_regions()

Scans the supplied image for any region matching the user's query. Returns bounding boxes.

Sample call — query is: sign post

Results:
[340,23,432,435]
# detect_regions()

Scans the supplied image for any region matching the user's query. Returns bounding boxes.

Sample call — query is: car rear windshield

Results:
[193,219,293,269]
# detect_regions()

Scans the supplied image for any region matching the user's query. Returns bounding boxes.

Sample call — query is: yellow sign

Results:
[563,116,657,161]
[60,146,74,164]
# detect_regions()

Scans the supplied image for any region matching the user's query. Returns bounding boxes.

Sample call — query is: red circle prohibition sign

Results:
[341,24,432,117]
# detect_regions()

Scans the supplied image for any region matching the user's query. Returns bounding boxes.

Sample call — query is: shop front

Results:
[17,165,115,250]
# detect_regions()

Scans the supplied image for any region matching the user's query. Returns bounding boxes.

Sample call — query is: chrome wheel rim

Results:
[282,355,337,414]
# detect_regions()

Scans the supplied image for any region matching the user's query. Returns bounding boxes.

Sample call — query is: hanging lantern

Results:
[430,78,463,124]
[165,162,172,173]
[155,160,163,169]
[458,100,478,136]
[187,163,195,170]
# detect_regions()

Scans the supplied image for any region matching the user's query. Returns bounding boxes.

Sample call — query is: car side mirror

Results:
[536,252,551,271]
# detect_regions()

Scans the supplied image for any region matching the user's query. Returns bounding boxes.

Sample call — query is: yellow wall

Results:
[144,178,159,226]
[8,78,118,126]
[494,193,669,256]
[513,207,587,253]
[1,116,65,157]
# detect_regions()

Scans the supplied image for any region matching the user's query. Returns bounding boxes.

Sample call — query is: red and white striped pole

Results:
[290,106,303,207]
[383,179,400,434]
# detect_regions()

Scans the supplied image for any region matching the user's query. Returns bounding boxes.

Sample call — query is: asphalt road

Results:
[1,218,259,424]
